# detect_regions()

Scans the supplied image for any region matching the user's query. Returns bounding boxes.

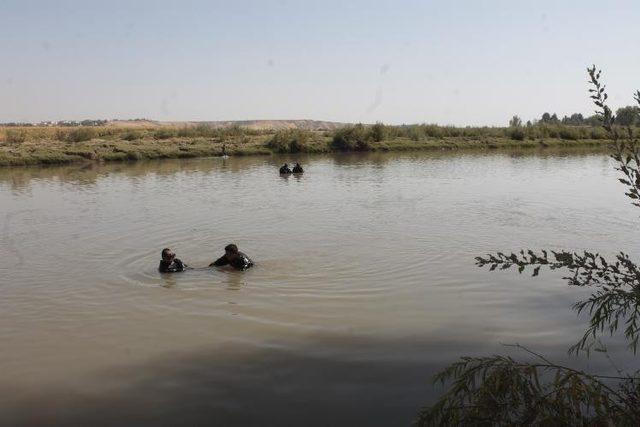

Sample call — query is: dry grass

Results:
[0,125,614,167]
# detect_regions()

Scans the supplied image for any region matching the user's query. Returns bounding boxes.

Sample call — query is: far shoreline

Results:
[0,124,616,168]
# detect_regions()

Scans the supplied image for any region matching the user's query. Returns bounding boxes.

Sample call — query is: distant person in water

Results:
[158,248,187,273]
[292,163,304,173]
[210,244,253,271]
[221,144,227,156]
[279,163,292,174]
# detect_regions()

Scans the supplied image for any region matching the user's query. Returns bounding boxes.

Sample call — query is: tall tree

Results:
[616,106,640,126]
[509,115,523,127]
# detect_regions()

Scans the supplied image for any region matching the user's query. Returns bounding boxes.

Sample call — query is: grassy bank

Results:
[0,123,619,167]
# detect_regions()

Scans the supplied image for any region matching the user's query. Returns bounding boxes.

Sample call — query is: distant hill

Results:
[107,119,349,131]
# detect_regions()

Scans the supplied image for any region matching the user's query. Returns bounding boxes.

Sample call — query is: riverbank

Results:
[0,125,614,167]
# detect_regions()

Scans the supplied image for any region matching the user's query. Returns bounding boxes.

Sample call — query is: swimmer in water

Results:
[158,248,187,273]
[209,244,253,271]
[292,162,304,173]
[279,163,292,174]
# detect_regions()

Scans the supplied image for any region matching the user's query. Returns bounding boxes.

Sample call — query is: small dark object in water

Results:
[159,248,187,273]
[210,243,254,271]
[292,163,304,174]
[279,163,292,174]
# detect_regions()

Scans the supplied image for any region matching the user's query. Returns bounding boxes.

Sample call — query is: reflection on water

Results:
[0,147,609,191]
[1,148,638,426]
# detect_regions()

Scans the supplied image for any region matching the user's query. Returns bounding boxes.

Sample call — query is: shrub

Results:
[267,129,312,153]
[589,127,608,139]
[421,124,445,138]
[407,126,423,141]
[331,124,371,151]
[66,127,96,142]
[508,127,525,141]
[370,122,387,142]
[443,126,462,137]
[121,130,142,141]
[558,127,580,140]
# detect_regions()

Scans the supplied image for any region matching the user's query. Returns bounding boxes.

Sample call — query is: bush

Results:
[558,127,580,140]
[405,126,423,141]
[508,127,526,141]
[121,130,142,141]
[267,129,312,153]
[331,124,371,151]
[443,126,462,137]
[411,126,426,141]
[370,122,387,142]
[66,127,96,142]
[589,127,608,139]
[421,124,445,138]
[547,126,561,139]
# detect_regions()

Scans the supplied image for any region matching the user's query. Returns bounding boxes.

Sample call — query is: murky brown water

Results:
[1,149,638,426]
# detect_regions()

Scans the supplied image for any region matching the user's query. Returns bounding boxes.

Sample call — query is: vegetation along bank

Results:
[0,121,630,167]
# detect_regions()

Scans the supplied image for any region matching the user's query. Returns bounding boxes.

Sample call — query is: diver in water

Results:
[292,163,304,173]
[279,163,292,174]
[158,248,187,273]
[210,244,254,271]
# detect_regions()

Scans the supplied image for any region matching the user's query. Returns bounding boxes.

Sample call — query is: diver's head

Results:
[283,163,288,167]
[161,248,175,261]
[224,243,239,258]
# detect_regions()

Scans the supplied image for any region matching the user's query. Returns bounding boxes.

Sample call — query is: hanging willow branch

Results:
[416,67,640,426]
[416,346,640,426]
[475,250,640,354]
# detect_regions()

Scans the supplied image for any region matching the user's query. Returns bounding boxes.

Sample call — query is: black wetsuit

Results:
[210,252,253,271]
[279,165,292,174]
[158,258,187,273]
[292,164,303,173]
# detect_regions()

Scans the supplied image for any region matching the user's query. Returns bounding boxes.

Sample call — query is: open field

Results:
[0,123,620,167]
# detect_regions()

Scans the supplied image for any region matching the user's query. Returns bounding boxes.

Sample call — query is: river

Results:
[1,149,638,426]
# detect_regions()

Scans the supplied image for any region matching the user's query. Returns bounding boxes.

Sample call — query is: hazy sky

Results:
[1,0,639,125]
